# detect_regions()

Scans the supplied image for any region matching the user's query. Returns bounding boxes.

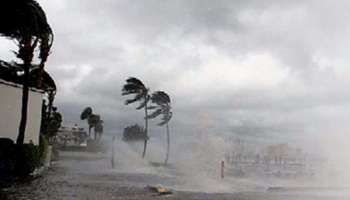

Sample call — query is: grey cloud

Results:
[5,0,347,143]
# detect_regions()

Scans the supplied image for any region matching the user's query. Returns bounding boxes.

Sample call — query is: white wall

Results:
[0,83,43,145]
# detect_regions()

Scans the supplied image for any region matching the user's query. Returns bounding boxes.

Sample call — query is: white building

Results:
[0,62,56,145]
[0,81,43,145]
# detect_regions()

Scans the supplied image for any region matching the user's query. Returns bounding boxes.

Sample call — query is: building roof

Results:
[0,60,56,92]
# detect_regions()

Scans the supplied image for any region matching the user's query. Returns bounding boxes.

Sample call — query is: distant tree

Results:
[80,107,93,136]
[80,107,101,140]
[47,107,62,137]
[41,105,62,140]
[47,90,56,121]
[122,124,147,141]
[94,120,104,140]
[147,91,172,164]
[40,100,48,133]
[122,77,150,158]
[88,114,101,140]
[0,0,53,144]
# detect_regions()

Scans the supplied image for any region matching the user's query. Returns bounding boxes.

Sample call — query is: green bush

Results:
[0,136,50,178]
[39,135,49,164]
[14,144,41,177]
[0,139,16,178]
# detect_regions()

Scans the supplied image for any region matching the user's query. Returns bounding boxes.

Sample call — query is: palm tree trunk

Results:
[17,66,30,144]
[94,128,97,140]
[164,122,170,165]
[17,39,36,144]
[142,102,148,158]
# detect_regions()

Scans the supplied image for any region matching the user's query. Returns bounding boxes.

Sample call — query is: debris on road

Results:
[146,185,173,195]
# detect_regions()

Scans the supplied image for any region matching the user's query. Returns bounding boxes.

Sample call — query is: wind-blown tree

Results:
[89,115,101,140]
[0,0,53,144]
[122,77,150,158]
[94,120,104,140]
[147,91,172,164]
[45,106,62,139]
[122,124,147,142]
[80,107,93,126]
[80,107,101,140]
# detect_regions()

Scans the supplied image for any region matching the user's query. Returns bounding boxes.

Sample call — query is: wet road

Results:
[1,151,350,200]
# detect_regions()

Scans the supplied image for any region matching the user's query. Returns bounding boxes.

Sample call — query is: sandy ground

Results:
[1,151,350,200]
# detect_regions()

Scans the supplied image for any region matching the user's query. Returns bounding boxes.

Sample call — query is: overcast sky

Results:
[2,0,350,144]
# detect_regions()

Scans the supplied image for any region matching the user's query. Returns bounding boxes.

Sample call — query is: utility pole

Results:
[111,136,115,169]
[221,160,225,179]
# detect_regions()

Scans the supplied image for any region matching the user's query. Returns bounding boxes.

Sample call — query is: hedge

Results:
[0,135,49,178]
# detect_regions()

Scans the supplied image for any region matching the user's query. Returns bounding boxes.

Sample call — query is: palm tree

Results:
[122,77,150,158]
[0,0,53,144]
[89,115,101,140]
[95,120,104,140]
[147,91,172,164]
[80,107,102,140]
[80,107,93,136]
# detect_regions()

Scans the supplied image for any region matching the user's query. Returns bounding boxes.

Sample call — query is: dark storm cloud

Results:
[17,0,350,141]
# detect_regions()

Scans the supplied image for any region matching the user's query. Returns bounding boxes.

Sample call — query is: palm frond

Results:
[136,101,146,110]
[88,114,100,126]
[158,112,172,126]
[151,91,171,105]
[125,98,138,105]
[122,83,142,95]
[80,107,92,120]
[126,77,145,88]
[125,93,143,105]
[147,105,158,110]
[0,0,53,64]
[122,77,149,108]
[147,109,163,119]
[147,91,173,125]
[136,95,150,110]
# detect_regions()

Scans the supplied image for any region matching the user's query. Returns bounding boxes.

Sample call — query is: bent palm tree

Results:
[89,114,101,140]
[122,77,150,158]
[147,91,172,164]
[95,120,104,140]
[0,0,54,144]
[80,107,101,140]
[81,107,93,136]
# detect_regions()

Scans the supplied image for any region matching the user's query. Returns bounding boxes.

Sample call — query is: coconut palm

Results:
[147,91,172,164]
[95,120,104,140]
[80,107,96,138]
[81,107,93,136]
[80,107,102,140]
[122,77,150,158]
[0,0,53,144]
[89,115,101,140]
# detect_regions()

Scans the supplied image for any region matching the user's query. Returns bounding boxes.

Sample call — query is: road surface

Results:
[1,150,349,200]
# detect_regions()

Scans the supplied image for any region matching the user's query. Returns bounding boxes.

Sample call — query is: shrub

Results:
[14,144,41,177]
[0,138,16,179]
[0,136,48,177]
[123,124,148,141]
[39,135,49,164]
[0,137,48,178]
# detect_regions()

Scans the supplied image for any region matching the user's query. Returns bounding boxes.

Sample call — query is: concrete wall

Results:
[0,82,43,145]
